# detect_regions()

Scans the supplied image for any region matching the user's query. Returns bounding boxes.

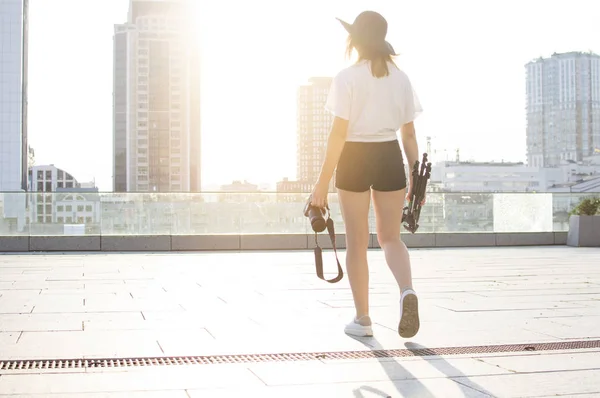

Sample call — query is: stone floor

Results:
[0,246,599,397]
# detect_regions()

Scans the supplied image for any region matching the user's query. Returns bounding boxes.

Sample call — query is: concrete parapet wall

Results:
[0,232,569,253]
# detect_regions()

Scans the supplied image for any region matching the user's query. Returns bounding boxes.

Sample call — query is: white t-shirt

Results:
[325,60,423,142]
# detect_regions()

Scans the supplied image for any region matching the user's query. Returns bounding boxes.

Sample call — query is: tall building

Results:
[526,52,600,167]
[297,77,334,189]
[0,0,28,192]
[113,0,201,193]
[0,0,28,233]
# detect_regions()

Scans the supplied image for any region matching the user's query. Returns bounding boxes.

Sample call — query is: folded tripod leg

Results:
[402,153,432,234]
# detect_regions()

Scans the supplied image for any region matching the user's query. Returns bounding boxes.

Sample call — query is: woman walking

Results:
[310,11,423,338]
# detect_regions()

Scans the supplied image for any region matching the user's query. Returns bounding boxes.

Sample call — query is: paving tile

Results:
[476,351,600,373]
[0,366,262,394]
[83,297,182,312]
[154,330,216,356]
[249,356,508,386]
[31,297,86,313]
[3,331,165,360]
[0,392,189,397]
[187,377,488,397]
[0,314,83,332]
[0,332,21,346]
[454,368,600,397]
[0,298,34,314]
[83,317,202,332]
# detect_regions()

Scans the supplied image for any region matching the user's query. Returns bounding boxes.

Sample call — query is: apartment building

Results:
[113,0,201,192]
[526,52,600,167]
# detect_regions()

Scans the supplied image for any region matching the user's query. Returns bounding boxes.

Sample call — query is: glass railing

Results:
[0,192,594,236]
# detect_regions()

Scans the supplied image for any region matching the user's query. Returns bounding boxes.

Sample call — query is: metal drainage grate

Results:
[1,339,599,371]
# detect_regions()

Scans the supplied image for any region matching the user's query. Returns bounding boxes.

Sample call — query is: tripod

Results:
[402,153,432,233]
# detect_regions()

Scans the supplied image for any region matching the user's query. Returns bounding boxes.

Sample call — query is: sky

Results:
[26,0,600,191]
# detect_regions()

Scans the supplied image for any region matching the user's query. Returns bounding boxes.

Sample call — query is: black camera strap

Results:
[313,217,344,284]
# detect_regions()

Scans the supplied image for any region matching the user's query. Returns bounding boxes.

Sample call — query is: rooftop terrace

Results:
[0,246,599,396]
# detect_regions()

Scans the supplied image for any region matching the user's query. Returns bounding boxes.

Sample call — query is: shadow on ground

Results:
[348,336,496,397]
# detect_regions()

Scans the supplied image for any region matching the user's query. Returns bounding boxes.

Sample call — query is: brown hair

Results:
[346,36,397,78]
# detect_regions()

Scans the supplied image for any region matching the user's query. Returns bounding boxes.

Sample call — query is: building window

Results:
[85,205,92,212]
[37,216,43,223]
[86,217,92,223]
[57,206,64,212]
[57,217,64,223]
[66,205,72,212]
[77,205,84,212]
[66,217,73,223]
[45,182,52,192]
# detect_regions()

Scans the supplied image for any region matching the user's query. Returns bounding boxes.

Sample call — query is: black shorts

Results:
[335,139,407,193]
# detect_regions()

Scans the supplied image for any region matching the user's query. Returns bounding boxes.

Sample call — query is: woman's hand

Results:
[310,180,329,209]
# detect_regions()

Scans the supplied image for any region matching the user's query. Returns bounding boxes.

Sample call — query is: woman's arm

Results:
[310,117,349,208]
[317,117,349,186]
[400,121,419,195]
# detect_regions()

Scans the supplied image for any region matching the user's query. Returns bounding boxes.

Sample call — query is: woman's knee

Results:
[377,233,401,248]
[346,230,370,252]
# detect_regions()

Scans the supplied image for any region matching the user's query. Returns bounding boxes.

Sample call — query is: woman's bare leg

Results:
[372,188,419,338]
[371,188,413,290]
[337,188,371,321]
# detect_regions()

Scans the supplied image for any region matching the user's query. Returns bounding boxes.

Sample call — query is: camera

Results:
[303,197,328,233]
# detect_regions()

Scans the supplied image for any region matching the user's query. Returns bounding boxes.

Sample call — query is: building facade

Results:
[296,77,334,189]
[431,158,600,193]
[526,52,600,167]
[0,0,28,232]
[28,165,99,229]
[113,0,201,193]
[0,0,28,193]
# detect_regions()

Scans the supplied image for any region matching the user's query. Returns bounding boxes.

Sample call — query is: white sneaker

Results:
[398,289,420,338]
[344,315,373,337]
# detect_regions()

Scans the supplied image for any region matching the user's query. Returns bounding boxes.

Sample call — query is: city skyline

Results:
[20,0,600,191]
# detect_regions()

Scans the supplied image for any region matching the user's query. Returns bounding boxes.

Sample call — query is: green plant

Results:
[570,197,600,216]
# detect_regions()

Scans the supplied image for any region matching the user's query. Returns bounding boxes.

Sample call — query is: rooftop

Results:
[0,246,599,396]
